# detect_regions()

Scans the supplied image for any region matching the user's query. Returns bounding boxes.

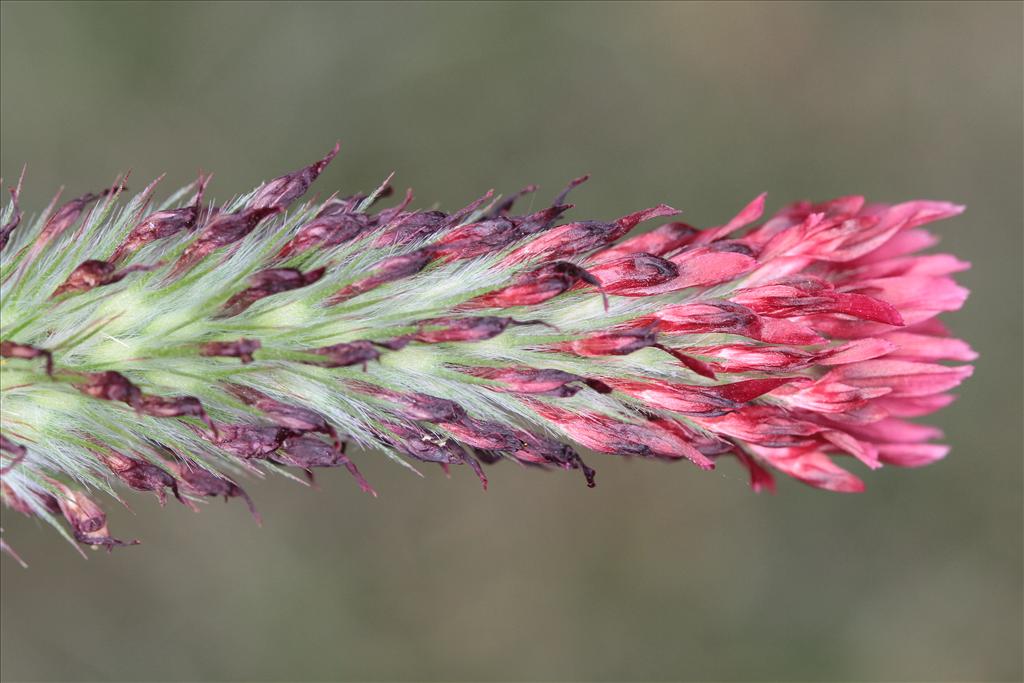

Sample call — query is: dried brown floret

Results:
[221,267,325,316]
[0,167,25,251]
[272,434,375,495]
[110,173,210,261]
[96,451,184,506]
[1,340,53,375]
[224,385,344,452]
[170,206,282,276]
[307,341,382,369]
[168,461,261,524]
[199,338,262,363]
[51,260,161,297]
[248,142,340,210]
[52,483,139,550]
[138,394,217,438]
[76,371,142,409]
[213,423,292,459]
[31,179,126,256]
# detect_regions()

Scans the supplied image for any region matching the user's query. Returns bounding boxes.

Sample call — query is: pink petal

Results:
[692,192,767,245]
[876,443,950,467]
[829,360,974,397]
[751,446,865,493]
[873,393,958,418]
[879,331,978,362]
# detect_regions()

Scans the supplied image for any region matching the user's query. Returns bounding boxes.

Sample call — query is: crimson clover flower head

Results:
[0,145,973,562]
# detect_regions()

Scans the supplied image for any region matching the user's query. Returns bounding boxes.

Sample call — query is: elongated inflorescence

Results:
[0,145,974,561]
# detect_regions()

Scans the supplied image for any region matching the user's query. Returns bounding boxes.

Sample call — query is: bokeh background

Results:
[1,2,1021,681]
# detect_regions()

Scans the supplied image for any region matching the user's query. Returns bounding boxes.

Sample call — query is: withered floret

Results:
[170,206,282,276]
[97,451,184,506]
[169,461,261,524]
[110,173,209,262]
[221,267,325,316]
[1,340,53,375]
[272,434,376,495]
[200,338,262,363]
[0,168,24,251]
[52,259,161,297]
[76,371,143,409]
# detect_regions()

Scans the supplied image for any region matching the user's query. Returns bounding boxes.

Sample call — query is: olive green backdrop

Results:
[1,2,1021,681]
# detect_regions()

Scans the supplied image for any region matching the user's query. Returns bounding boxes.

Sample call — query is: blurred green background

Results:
[1,2,1021,681]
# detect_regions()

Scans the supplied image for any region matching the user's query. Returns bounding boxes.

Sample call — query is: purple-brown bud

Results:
[96,451,183,506]
[435,205,573,262]
[438,415,523,451]
[272,435,375,495]
[170,206,282,276]
[506,431,596,487]
[366,189,493,249]
[224,385,343,452]
[413,316,551,344]
[372,210,449,247]
[221,267,325,316]
[349,382,466,422]
[76,371,142,409]
[375,421,487,488]
[527,400,714,469]
[461,366,611,397]
[213,424,291,459]
[503,204,679,265]
[556,327,717,378]
[0,168,24,251]
[138,394,217,438]
[307,341,382,369]
[328,246,436,303]
[0,434,27,475]
[248,142,340,210]
[487,184,538,217]
[51,260,161,298]
[277,212,373,258]
[1,340,53,375]
[110,173,209,262]
[199,338,262,363]
[0,434,27,458]
[169,461,261,524]
[589,221,698,264]
[465,261,605,309]
[445,190,495,229]
[32,180,125,256]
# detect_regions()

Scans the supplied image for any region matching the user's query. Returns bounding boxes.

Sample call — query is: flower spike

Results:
[0,147,973,558]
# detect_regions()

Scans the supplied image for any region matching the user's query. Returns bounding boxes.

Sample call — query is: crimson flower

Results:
[0,147,973,560]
